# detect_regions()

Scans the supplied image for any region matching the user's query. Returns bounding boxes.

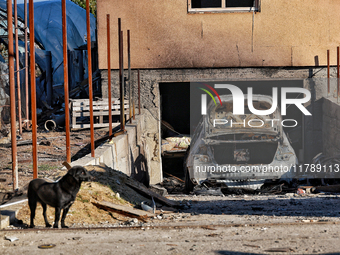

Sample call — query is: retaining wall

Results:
[70,113,162,185]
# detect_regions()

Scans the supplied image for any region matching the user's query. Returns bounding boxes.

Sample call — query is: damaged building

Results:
[97,0,340,185]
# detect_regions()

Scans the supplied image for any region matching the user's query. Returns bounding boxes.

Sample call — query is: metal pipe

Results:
[337,46,340,99]
[0,199,28,209]
[107,14,112,137]
[128,30,132,123]
[327,49,330,95]
[86,0,94,157]
[130,37,136,120]
[24,0,29,129]
[121,30,125,131]
[138,69,141,114]
[118,19,125,131]
[8,0,18,190]
[14,0,22,135]
[133,90,135,120]
[29,0,38,179]
[62,0,71,163]
[44,114,65,131]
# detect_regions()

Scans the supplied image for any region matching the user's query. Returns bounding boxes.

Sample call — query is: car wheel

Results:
[184,168,194,194]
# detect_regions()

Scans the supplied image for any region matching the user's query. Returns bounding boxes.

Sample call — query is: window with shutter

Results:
[189,0,260,13]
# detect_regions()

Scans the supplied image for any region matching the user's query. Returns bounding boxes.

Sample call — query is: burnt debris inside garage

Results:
[160,82,191,180]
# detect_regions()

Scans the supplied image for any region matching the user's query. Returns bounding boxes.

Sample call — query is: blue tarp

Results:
[0,0,96,103]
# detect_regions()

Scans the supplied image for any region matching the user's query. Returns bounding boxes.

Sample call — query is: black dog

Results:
[28,166,91,228]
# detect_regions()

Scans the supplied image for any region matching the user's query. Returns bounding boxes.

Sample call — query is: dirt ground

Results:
[3,162,340,254]
[0,128,109,196]
[2,127,340,254]
[2,193,340,254]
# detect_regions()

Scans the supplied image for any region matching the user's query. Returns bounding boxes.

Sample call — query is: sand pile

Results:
[17,164,154,227]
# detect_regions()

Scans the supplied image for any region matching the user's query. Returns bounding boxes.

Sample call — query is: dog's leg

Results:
[53,207,61,228]
[60,205,71,228]
[28,198,36,228]
[41,203,52,228]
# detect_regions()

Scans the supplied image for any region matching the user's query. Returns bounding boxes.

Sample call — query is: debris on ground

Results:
[141,201,154,213]
[125,181,179,207]
[161,177,185,194]
[16,164,179,228]
[312,184,340,193]
[4,236,19,242]
[149,184,168,196]
[265,248,294,253]
[296,188,306,195]
[92,200,154,222]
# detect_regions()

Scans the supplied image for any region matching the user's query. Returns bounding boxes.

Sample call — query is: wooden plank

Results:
[99,109,103,124]
[163,172,185,183]
[72,116,76,128]
[72,123,121,129]
[125,182,179,207]
[70,98,120,103]
[73,102,125,108]
[0,139,33,148]
[70,98,130,130]
[71,99,122,107]
[70,98,120,102]
[74,110,125,117]
[92,200,153,222]
[72,105,129,111]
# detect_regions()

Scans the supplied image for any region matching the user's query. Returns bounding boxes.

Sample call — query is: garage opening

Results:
[159,82,190,180]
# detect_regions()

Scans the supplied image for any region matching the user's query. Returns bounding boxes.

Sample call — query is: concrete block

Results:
[70,113,161,184]
[329,101,338,118]
[125,124,137,149]
[0,213,10,229]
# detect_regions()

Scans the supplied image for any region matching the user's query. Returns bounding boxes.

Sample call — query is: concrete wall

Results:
[97,0,340,69]
[323,98,340,157]
[71,114,162,185]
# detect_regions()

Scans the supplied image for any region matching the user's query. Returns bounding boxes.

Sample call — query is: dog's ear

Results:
[67,167,78,177]
[68,166,90,182]
[68,166,88,176]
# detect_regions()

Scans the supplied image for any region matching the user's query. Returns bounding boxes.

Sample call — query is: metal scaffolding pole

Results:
[107,14,112,137]
[14,0,22,135]
[327,49,330,96]
[8,0,18,190]
[29,0,38,179]
[24,0,29,129]
[138,69,141,115]
[62,0,71,163]
[336,46,340,100]
[128,30,132,123]
[86,0,94,157]
[118,18,125,132]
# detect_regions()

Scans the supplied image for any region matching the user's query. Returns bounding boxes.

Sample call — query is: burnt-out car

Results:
[185,94,298,192]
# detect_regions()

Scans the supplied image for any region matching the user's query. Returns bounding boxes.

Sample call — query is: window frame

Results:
[188,0,260,14]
